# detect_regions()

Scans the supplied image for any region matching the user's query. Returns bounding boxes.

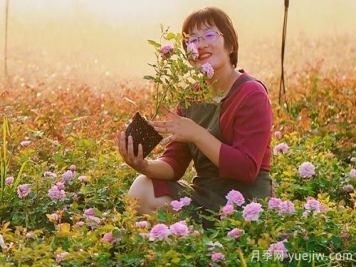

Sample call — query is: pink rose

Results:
[273,142,289,155]
[211,252,225,262]
[149,223,170,241]
[48,185,66,201]
[102,231,121,245]
[242,202,263,221]
[5,176,14,185]
[268,197,282,209]
[135,221,150,228]
[17,184,31,198]
[160,44,174,58]
[298,162,315,178]
[170,221,189,236]
[226,189,245,206]
[170,200,184,211]
[227,228,244,239]
[201,63,214,78]
[278,200,295,214]
[220,204,235,219]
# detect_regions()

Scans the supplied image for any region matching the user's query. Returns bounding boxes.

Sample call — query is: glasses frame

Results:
[185,30,223,45]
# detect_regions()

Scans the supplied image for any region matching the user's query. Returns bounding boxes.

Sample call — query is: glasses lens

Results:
[187,37,199,44]
[203,31,218,41]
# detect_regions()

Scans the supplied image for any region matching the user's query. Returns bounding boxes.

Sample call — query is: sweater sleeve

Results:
[219,85,272,183]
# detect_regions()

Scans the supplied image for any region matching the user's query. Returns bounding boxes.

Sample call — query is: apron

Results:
[165,75,272,217]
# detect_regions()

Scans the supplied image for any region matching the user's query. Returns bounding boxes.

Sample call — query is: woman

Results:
[118,6,273,218]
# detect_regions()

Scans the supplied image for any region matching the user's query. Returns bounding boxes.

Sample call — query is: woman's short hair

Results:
[182,6,239,68]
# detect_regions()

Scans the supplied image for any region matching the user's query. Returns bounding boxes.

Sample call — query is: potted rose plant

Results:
[125,25,216,158]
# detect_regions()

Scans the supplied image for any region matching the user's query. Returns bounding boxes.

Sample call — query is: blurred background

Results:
[1,0,355,92]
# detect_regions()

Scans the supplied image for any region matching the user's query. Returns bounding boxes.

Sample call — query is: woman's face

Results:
[188,24,231,71]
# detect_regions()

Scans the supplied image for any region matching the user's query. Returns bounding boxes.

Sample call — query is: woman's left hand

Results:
[149,107,203,145]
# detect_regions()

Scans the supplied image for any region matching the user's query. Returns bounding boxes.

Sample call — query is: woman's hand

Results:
[149,107,203,145]
[117,131,148,173]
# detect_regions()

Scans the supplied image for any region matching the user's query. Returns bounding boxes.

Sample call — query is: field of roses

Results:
[1,54,356,266]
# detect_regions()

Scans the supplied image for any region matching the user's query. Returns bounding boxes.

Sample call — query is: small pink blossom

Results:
[273,142,289,155]
[227,228,244,239]
[201,63,214,78]
[72,194,78,201]
[20,140,31,147]
[25,232,33,239]
[17,184,31,198]
[226,189,245,206]
[135,221,150,228]
[170,221,189,236]
[84,208,95,216]
[220,204,235,219]
[102,231,121,245]
[268,197,282,209]
[211,252,225,262]
[242,202,263,221]
[268,239,289,259]
[274,131,282,138]
[343,184,354,193]
[160,44,174,57]
[187,43,198,60]
[62,170,74,182]
[5,176,14,185]
[56,251,69,263]
[298,162,315,178]
[149,223,171,241]
[170,200,184,211]
[349,169,356,177]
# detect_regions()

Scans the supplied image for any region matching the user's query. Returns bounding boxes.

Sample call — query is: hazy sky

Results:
[1,0,355,79]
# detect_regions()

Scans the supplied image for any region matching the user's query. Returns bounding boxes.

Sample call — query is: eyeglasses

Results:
[186,30,223,45]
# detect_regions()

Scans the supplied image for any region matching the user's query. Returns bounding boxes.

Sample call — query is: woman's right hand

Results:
[117,131,148,174]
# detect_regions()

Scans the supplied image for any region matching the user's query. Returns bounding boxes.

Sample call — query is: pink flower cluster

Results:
[349,168,356,177]
[17,184,31,198]
[170,197,192,211]
[298,162,315,178]
[147,220,192,241]
[303,198,328,216]
[268,197,295,215]
[48,182,66,201]
[273,142,289,155]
